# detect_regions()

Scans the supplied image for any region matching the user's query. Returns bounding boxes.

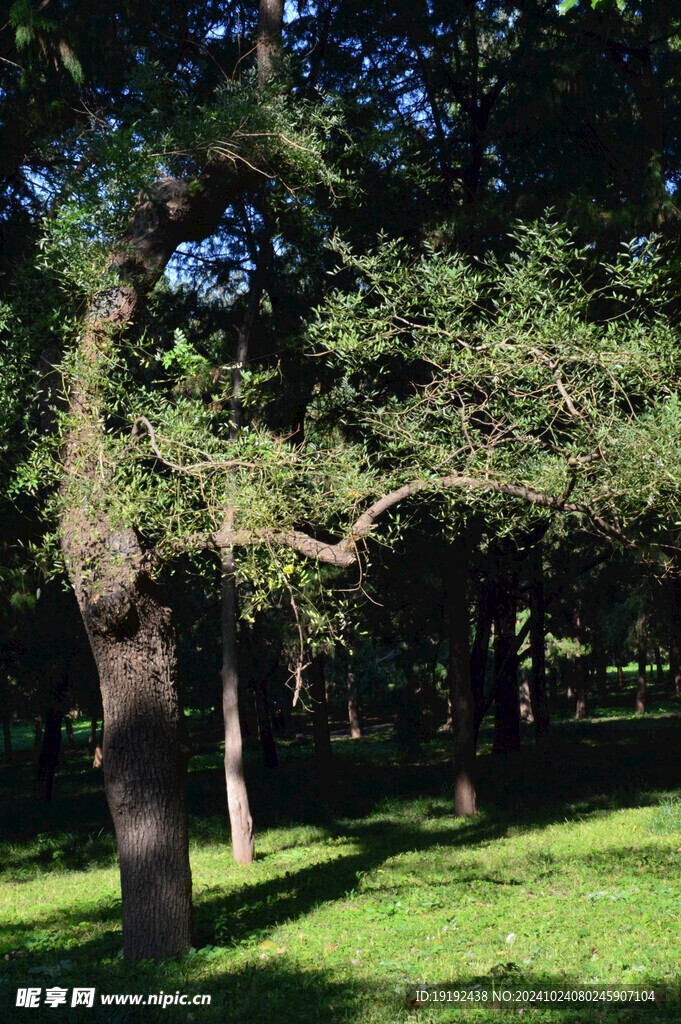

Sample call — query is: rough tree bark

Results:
[221,549,254,864]
[444,540,477,816]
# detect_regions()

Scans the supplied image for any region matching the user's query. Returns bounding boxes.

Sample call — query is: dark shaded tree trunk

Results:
[310,655,333,778]
[347,665,362,738]
[253,675,278,768]
[655,645,664,686]
[2,717,12,758]
[493,561,520,755]
[595,646,608,703]
[64,716,76,749]
[636,647,647,715]
[616,661,624,688]
[528,544,550,745]
[445,540,477,815]
[87,714,98,757]
[35,706,63,803]
[34,714,43,751]
[221,550,254,864]
[574,660,588,720]
[395,681,421,759]
[470,579,493,746]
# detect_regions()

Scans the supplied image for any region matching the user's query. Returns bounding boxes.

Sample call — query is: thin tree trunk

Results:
[470,579,493,746]
[616,662,624,687]
[34,714,43,751]
[493,560,520,755]
[64,716,76,749]
[574,660,588,719]
[87,714,98,757]
[221,549,254,864]
[445,540,477,815]
[310,655,333,777]
[36,706,63,803]
[2,717,11,758]
[347,665,362,738]
[636,647,647,715]
[595,646,608,703]
[655,645,663,686]
[253,675,278,768]
[528,544,550,745]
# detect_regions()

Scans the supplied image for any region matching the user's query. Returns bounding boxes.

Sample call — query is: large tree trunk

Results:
[54,0,283,961]
[493,560,520,755]
[528,543,550,745]
[61,549,193,961]
[310,655,333,777]
[445,540,476,816]
[221,551,254,864]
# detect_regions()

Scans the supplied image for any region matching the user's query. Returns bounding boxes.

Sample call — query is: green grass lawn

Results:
[1,679,681,1022]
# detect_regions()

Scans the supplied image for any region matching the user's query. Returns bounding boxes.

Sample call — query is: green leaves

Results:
[558,0,625,14]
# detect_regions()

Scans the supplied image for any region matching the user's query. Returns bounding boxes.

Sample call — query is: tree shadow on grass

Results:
[1,947,678,1024]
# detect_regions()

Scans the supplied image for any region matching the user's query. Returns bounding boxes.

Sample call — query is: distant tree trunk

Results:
[493,558,520,755]
[36,705,63,803]
[221,549,254,864]
[636,647,647,715]
[2,717,11,758]
[34,714,43,751]
[616,662,624,687]
[347,664,362,738]
[655,645,663,686]
[253,676,278,768]
[395,680,421,759]
[310,655,333,777]
[64,716,76,749]
[87,714,98,756]
[548,662,557,703]
[574,660,588,719]
[528,544,549,745]
[470,579,493,747]
[595,646,608,703]
[445,540,477,816]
